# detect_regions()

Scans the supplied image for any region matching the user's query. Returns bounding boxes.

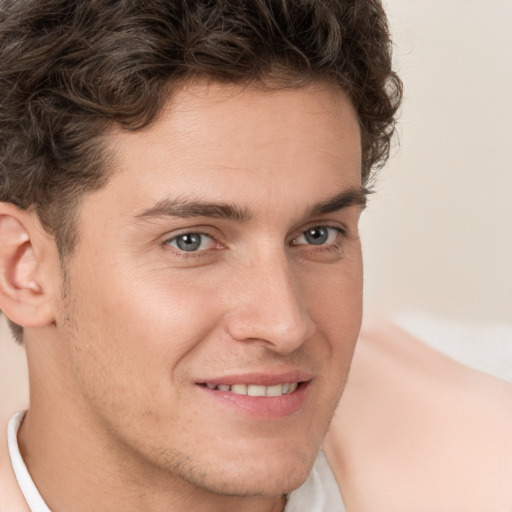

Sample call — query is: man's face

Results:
[53,81,364,497]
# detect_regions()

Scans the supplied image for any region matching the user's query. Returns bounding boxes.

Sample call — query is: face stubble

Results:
[37,81,363,511]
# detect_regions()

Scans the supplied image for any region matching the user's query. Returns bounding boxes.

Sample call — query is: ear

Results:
[0,202,57,329]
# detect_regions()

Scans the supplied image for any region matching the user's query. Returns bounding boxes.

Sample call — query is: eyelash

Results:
[163,231,219,259]
[291,226,347,250]
[162,225,348,257]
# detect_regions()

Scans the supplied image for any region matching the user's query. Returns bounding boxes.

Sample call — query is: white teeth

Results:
[247,384,267,397]
[206,382,299,396]
[266,384,283,397]
[231,384,247,395]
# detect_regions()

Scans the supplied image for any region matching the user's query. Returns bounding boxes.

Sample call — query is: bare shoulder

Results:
[323,320,512,512]
[0,410,30,512]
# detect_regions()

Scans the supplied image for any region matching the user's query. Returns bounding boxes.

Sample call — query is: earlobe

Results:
[0,203,55,329]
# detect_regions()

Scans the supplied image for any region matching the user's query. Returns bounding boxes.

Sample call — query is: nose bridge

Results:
[226,247,315,351]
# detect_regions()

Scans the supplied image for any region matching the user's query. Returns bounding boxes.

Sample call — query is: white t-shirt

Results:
[8,411,345,512]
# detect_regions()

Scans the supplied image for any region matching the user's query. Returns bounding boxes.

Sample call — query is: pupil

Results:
[305,227,328,245]
[177,234,201,251]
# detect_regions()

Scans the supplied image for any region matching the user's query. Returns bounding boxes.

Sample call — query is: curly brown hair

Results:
[0,0,402,340]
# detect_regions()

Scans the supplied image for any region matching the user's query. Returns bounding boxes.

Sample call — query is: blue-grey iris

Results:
[176,233,202,251]
[304,227,329,245]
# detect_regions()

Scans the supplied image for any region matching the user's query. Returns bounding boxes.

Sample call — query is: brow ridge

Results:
[134,186,368,223]
[307,186,369,216]
[135,198,252,222]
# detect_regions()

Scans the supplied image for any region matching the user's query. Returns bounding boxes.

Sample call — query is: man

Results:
[0,1,399,510]
[1,1,511,512]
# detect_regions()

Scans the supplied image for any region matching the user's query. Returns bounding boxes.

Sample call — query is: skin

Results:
[2,324,512,511]
[326,321,512,512]
[4,81,364,511]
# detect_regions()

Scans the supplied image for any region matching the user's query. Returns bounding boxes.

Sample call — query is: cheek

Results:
[59,264,216,387]
[304,249,363,319]
[57,281,222,432]
[303,253,363,360]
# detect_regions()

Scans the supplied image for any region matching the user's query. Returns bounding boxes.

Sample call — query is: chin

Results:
[181,443,317,498]
[193,464,312,498]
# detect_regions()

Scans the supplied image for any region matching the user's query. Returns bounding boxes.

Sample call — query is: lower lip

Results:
[197,382,310,419]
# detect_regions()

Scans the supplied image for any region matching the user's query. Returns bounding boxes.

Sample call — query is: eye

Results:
[292,226,341,246]
[165,232,216,252]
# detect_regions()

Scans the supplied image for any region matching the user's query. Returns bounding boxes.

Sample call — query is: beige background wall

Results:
[1,1,511,411]
[363,0,512,323]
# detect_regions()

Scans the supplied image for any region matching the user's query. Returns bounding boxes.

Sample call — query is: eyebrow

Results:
[135,198,252,222]
[307,186,369,216]
[134,187,369,223]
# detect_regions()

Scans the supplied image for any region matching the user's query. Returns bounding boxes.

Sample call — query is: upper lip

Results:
[198,370,313,387]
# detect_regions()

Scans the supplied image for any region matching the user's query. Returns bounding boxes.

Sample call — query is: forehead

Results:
[97,81,362,219]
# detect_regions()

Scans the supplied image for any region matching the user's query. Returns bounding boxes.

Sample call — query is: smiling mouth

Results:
[199,382,300,397]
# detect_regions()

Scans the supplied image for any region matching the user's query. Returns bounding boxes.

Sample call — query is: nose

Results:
[224,251,315,353]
